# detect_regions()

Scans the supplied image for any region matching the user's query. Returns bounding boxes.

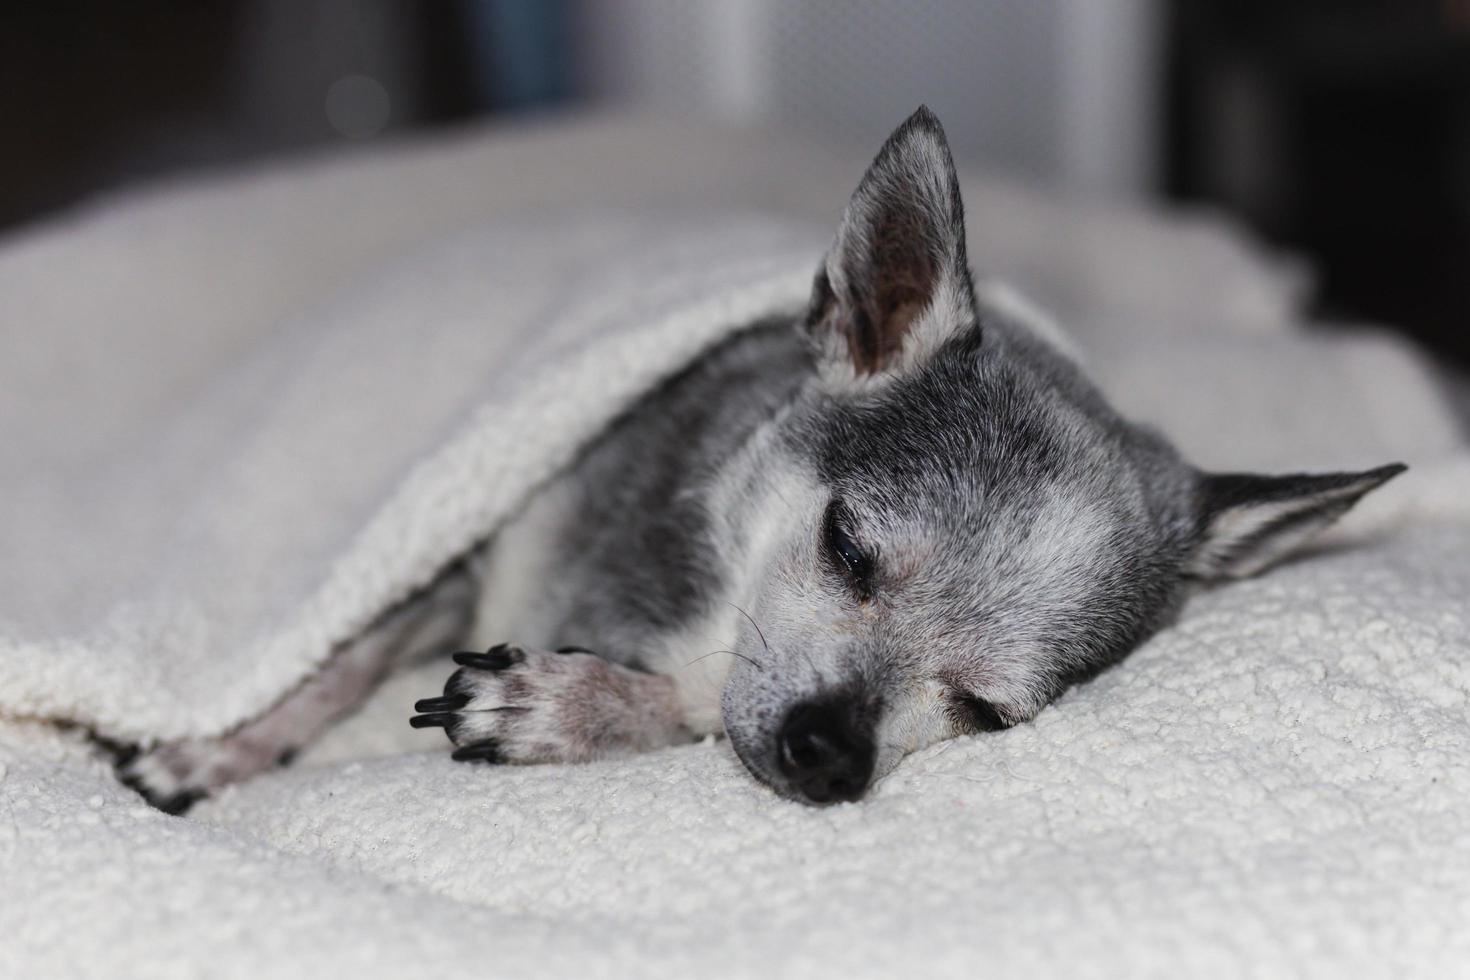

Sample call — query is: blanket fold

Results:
[1,213,821,741]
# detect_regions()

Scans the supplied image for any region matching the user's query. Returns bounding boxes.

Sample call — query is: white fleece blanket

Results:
[4,116,1470,979]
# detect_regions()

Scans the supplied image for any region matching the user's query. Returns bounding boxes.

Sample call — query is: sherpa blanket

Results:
[3,116,1470,979]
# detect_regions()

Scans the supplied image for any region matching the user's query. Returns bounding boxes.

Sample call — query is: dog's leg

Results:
[113,556,482,813]
[412,645,695,764]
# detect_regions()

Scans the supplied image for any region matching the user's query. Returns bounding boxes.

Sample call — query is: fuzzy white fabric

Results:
[0,210,819,741]
[3,115,1469,978]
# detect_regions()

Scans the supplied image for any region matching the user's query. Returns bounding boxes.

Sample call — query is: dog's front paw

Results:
[412,643,686,765]
[111,741,212,815]
[112,734,293,815]
[110,721,307,814]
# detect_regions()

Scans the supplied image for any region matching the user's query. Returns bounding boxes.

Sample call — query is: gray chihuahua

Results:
[118,108,1402,813]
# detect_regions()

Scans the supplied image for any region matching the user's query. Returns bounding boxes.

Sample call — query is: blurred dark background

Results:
[3,1,1467,365]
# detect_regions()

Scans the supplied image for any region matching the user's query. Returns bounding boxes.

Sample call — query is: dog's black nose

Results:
[777,699,874,804]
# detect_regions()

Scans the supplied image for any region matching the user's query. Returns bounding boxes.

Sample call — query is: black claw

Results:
[414,694,470,714]
[155,790,203,816]
[410,713,454,729]
[452,647,516,671]
[451,740,502,763]
[452,652,508,670]
[555,645,595,655]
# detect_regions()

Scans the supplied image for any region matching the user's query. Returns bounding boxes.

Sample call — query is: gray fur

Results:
[112,107,1404,811]
[444,106,1401,803]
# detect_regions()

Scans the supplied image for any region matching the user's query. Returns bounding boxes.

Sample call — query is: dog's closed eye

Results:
[823,498,875,598]
[948,691,1011,733]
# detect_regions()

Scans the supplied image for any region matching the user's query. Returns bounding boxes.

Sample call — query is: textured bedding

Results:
[2,114,1468,979]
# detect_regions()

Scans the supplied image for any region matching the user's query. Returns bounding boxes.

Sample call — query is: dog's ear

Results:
[1187,463,1406,579]
[806,106,976,376]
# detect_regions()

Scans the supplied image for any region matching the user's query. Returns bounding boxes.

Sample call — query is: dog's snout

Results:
[777,699,874,804]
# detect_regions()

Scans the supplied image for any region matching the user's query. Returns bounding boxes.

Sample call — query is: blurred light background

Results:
[2,1,1467,364]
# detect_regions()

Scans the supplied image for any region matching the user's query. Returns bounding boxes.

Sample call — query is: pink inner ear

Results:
[822,290,926,376]
[825,282,932,376]
[837,210,938,374]
[809,108,969,375]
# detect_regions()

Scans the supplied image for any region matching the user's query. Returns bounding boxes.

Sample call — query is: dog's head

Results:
[719,107,1404,804]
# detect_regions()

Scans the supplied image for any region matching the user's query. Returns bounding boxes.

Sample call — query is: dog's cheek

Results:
[870,680,960,778]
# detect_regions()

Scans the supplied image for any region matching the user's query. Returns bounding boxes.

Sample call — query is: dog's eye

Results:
[953,694,1010,733]
[823,499,874,596]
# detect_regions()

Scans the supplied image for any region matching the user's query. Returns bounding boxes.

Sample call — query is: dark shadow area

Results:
[1166,0,1470,367]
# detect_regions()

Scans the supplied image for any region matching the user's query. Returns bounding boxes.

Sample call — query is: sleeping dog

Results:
[118,108,1402,812]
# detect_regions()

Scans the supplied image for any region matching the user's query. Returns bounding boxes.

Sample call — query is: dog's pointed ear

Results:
[1187,463,1406,579]
[806,106,976,376]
